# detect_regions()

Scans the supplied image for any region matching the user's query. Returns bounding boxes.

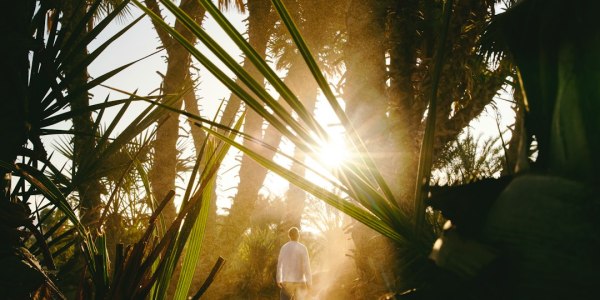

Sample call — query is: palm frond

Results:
[131,0,433,254]
[413,0,454,230]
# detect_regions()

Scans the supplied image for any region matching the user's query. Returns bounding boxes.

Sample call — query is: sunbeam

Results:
[316,135,348,168]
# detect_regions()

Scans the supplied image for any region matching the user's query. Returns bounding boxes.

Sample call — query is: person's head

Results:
[288,227,300,241]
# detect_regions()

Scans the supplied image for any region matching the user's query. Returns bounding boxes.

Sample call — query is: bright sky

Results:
[88,4,246,117]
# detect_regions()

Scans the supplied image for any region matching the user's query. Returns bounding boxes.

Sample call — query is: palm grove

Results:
[2,0,599,299]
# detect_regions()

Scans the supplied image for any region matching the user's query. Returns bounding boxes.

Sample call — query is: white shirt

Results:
[277,241,312,285]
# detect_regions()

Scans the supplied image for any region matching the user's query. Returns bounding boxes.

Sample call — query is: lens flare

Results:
[316,136,347,168]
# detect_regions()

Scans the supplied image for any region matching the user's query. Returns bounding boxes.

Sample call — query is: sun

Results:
[316,135,348,168]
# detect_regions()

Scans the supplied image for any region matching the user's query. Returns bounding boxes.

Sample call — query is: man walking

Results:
[277,227,312,300]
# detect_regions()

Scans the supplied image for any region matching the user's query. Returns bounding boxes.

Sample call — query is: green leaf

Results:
[203,127,406,243]
[413,0,454,230]
[169,114,244,299]
[0,161,99,281]
[195,0,325,137]
[134,0,315,149]
[271,0,396,203]
[132,0,419,251]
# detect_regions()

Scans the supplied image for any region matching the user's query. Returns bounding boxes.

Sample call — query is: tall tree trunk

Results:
[183,75,209,159]
[217,0,273,257]
[145,1,207,298]
[201,56,319,299]
[62,1,105,229]
[344,0,403,297]
[150,58,188,224]
[388,0,420,205]
[344,0,389,145]
[192,1,274,297]
[282,71,319,229]
[345,0,513,295]
[60,3,116,297]
[146,0,206,224]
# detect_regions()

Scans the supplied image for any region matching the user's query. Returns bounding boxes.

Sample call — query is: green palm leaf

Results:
[131,0,428,252]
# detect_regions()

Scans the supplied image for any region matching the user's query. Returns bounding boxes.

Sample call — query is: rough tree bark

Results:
[216,0,274,258]
[145,0,206,224]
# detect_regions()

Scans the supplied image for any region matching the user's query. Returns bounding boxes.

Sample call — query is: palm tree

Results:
[135,0,524,297]
[186,1,276,297]
[433,129,505,185]
[428,0,600,297]
[217,0,275,255]
[0,0,247,298]
[144,0,208,224]
[278,0,347,230]
[61,0,133,230]
[0,0,155,297]
[214,3,348,292]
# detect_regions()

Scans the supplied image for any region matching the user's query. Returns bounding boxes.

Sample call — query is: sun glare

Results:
[317,135,348,168]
